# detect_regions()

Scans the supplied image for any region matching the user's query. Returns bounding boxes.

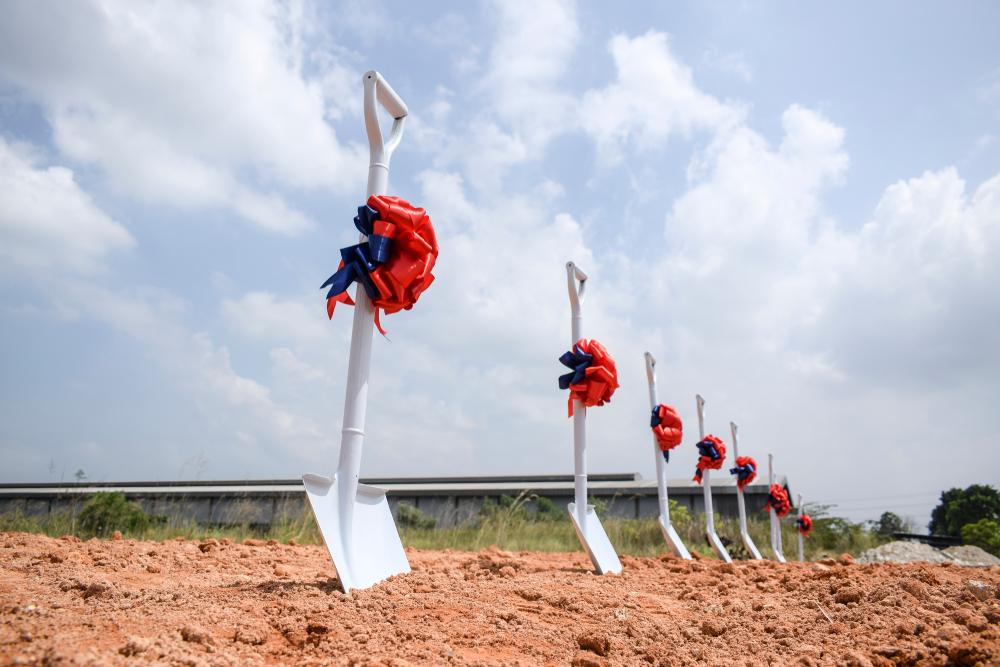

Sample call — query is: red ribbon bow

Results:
[564,339,618,418]
[327,195,439,334]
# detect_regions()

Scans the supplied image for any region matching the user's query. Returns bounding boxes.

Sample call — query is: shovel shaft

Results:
[731,422,747,535]
[644,353,670,521]
[567,262,588,525]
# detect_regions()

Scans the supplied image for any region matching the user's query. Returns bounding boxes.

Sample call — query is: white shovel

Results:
[729,422,763,560]
[303,71,412,594]
[767,454,787,563]
[695,395,731,562]
[565,262,622,575]
[644,352,691,559]
[797,493,804,562]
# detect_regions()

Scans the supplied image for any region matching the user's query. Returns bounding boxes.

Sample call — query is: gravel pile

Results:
[857,540,953,564]
[944,545,1000,567]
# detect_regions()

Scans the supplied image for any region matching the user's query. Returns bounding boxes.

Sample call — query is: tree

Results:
[960,519,1000,557]
[873,511,904,536]
[929,485,1000,536]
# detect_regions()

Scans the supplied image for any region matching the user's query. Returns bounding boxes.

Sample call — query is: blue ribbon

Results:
[696,438,722,461]
[321,205,396,301]
[650,407,662,428]
[730,461,756,484]
[558,344,593,390]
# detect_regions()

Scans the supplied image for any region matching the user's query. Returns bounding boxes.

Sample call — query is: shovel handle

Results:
[566,262,587,344]
[364,71,408,198]
[644,351,656,386]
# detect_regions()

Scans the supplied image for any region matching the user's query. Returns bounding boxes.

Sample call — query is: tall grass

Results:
[0,495,323,545]
[2,491,890,559]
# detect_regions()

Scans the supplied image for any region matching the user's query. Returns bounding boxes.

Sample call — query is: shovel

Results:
[695,395,732,562]
[767,454,787,563]
[797,493,804,562]
[303,70,412,594]
[729,422,763,560]
[565,262,622,575]
[644,352,691,559]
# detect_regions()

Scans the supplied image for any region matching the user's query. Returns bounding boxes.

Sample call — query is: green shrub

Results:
[77,492,160,537]
[961,518,1000,556]
[396,503,437,529]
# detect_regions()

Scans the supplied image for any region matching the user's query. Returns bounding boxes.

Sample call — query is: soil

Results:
[3,532,1000,667]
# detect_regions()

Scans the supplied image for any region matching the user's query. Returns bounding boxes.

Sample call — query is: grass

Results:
[1,491,891,560]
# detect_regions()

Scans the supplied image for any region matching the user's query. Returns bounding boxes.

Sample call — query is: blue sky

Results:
[1,0,998,527]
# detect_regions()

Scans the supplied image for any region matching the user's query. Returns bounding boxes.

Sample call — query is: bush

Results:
[961,518,1000,556]
[77,492,159,537]
[396,503,437,529]
[872,511,905,536]
[929,485,1000,536]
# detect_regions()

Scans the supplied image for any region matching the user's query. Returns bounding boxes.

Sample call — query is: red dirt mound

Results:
[2,532,999,666]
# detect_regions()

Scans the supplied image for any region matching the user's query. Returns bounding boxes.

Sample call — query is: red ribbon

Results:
[693,435,726,484]
[652,405,683,454]
[327,195,439,334]
[766,484,792,517]
[565,339,618,418]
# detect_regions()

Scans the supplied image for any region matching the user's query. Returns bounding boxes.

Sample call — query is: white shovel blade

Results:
[658,516,692,560]
[706,529,732,563]
[303,474,411,593]
[568,503,622,575]
[741,530,763,560]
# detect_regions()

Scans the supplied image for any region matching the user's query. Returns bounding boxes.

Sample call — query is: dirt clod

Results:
[577,630,610,655]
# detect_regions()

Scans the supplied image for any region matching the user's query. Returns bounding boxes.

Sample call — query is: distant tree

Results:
[929,485,1000,536]
[960,519,1000,557]
[873,511,904,536]
[74,469,86,482]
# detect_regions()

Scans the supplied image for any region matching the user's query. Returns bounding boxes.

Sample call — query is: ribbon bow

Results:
[765,484,792,517]
[557,338,618,418]
[729,456,757,490]
[322,195,438,335]
[797,514,813,536]
[650,404,683,461]
[693,435,726,484]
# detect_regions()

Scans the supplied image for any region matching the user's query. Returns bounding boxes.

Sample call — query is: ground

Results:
[2,532,1000,667]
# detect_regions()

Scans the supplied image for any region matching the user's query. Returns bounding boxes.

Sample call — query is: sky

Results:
[1,0,999,528]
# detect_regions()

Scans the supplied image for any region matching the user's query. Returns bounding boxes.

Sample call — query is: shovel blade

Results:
[741,530,763,560]
[705,529,732,563]
[658,516,692,560]
[568,503,622,575]
[303,474,410,593]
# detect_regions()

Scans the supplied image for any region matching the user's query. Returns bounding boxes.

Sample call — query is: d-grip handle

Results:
[364,70,408,197]
[566,261,587,309]
[645,351,656,384]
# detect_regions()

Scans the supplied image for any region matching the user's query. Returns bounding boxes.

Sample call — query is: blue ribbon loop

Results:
[321,204,396,301]
[696,438,722,461]
[730,461,756,484]
[650,407,661,428]
[558,344,593,390]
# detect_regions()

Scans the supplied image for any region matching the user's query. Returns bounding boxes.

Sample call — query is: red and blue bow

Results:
[797,514,813,536]
[729,456,757,490]
[650,404,683,461]
[321,204,398,305]
[765,484,792,517]
[693,435,726,484]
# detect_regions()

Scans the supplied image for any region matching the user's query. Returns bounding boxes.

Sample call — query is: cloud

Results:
[0,137,134,275]
[221,291,331,346]
[580,31,745,163]
[0,0,367,234]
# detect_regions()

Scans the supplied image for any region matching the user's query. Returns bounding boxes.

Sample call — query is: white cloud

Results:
[0,0,367,234]
[221,291,331,346]
[0,137,134,275]
[580,31,745,163]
